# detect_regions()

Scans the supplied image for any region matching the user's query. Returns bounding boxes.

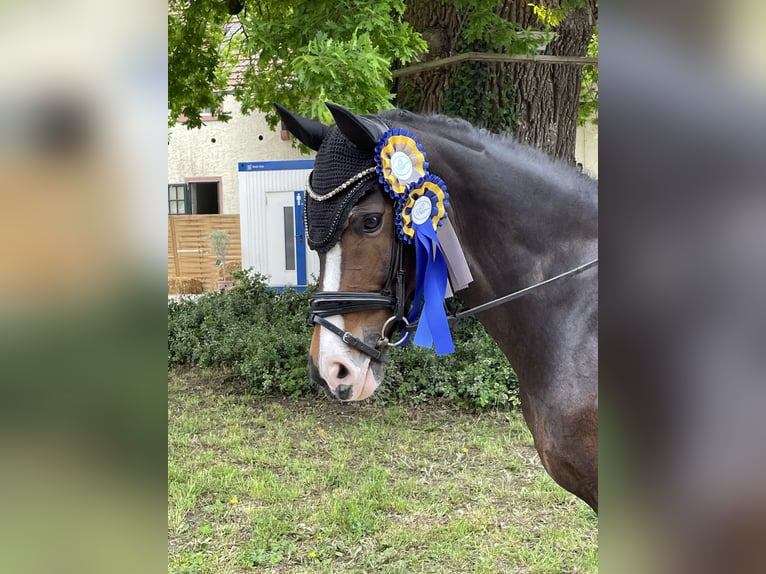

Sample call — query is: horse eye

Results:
[362,214,383,232]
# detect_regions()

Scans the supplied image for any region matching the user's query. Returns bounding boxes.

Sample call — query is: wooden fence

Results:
[168,215,241,293]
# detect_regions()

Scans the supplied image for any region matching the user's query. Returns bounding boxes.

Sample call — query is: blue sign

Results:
[238,159,314,172]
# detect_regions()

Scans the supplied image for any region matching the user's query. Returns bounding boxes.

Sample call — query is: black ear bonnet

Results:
[304,126,381,252]
[275,103,389,253]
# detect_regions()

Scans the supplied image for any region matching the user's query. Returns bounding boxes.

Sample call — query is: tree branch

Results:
[393,52,598,78]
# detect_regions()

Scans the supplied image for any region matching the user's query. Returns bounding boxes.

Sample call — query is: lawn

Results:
[168,370,597,573]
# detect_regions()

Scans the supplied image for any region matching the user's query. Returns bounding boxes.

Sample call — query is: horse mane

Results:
[380,108,595,176]
[379,108,597,214]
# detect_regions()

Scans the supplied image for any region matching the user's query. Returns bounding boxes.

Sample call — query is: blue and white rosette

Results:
[401,175,454,355]
[376,128,455,355]
[375,128,428,201]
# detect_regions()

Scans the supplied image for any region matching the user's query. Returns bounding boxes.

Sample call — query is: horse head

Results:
[275,103,415,401]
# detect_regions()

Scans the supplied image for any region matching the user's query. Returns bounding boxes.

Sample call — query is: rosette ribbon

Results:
[375,128,428,201]
[375,129,455,355]
[401,175,455,355]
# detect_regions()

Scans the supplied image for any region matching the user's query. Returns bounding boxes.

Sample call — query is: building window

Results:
[168,183,189,215]
[187,180,221,214]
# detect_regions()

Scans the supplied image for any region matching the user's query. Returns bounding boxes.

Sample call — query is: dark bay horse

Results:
[276,103,598,511]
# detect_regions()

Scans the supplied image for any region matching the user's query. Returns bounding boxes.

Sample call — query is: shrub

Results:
[168,270,314,397]
[381,315,519,409]
[168,270,519,409]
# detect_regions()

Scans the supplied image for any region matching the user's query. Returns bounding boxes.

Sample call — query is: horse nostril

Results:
[337,364,349,379]
[336,384,353,400]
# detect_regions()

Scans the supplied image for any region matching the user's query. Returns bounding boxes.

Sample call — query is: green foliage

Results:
[208,230,231,258]
[291,31,394,124]
[443,54,517,134]
[529,0,591,28]
[451,0,556,54]
[426,1,584,134]
[529,3,565,27]
[168,0,237,128]
[168,271,313,397]
[578,25,599,127]
[383,314,519,409]
[235,0,426,127]
[169,0,426,129]
[169,0,597,137]
[440,1,597,135]
[168,271,519,409]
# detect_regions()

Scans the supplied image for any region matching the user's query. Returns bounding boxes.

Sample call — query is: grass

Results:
[168,369,597,573]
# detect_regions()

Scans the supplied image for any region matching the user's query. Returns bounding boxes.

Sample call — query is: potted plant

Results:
[209,230,234,290]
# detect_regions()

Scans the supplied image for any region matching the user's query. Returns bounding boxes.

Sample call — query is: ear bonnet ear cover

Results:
[274,103,328,151]
[275,103,389,253]
[304,126,381,252]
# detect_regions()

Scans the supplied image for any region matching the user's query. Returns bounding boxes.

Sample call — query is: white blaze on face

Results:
[316,243,379,400]
[318,243,348,374]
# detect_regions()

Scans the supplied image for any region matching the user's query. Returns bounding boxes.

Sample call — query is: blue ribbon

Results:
[408,222,455,355]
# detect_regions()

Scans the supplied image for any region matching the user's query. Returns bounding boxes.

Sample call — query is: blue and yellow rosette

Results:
[374,131,454,355]
[375,128,429,201]
[402,175,454,355]
[399,174,449,243]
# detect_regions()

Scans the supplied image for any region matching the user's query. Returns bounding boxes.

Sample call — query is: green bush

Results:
[168,270,518,409]
[168,271,313,397]
[382,313,519,409]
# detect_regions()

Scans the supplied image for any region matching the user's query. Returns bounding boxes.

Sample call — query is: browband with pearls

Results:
[305,166,377,202]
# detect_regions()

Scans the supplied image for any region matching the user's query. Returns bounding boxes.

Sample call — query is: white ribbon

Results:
[437,219,473,293]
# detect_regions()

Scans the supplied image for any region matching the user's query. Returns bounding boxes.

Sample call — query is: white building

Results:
[168,96,319,289]
[167,95,310,216]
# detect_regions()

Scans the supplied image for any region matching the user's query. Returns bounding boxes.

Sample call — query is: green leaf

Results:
[169,0,427,130]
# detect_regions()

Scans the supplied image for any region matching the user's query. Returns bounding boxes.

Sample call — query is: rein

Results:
[449,258,599,322]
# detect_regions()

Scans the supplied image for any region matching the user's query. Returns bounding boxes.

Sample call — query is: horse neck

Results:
[417,124,598,375]
[428,132,596,286]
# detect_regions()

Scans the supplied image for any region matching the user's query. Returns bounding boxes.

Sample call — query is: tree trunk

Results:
[509,0,597,163]
[395,0,461,113]
[395,0,597,164]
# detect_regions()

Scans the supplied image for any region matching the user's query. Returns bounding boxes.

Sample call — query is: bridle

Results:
[310,241,598,365]
[306,170,599,365]
[310,236,411,365]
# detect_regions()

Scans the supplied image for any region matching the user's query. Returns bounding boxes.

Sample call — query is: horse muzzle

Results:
[308,352,380,401]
